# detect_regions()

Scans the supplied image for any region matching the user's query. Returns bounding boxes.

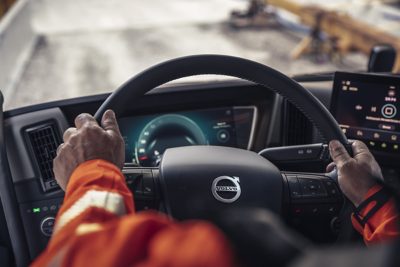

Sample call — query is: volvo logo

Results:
[211,176,241,203]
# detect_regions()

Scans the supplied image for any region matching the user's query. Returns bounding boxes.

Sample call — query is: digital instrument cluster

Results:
[118,106,256,166]
[331,72,400,153]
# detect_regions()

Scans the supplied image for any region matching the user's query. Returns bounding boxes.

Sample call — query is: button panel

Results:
[285,173,343,220]
[286,174,340,200]
[298,178,327,197]
[123,168,159,211]
[19,198,63,258]
[287,176,302,198]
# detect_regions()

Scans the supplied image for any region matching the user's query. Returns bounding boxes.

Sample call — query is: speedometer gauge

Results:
[135,114,207,166]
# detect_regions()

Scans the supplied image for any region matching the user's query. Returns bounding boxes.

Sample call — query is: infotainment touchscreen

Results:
[331,72,400,153]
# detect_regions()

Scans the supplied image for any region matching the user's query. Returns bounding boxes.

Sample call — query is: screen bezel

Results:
[330,71,400,154]
[118,105,258,165]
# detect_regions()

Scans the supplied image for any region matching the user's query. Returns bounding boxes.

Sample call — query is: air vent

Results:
[26,122,61,192]
[283,101,313,145]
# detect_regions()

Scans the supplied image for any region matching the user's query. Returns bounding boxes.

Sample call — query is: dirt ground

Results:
[5,0,369,109]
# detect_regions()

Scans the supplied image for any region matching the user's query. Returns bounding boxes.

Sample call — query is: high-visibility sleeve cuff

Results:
[66,159,123,195]
[352,185,392,226]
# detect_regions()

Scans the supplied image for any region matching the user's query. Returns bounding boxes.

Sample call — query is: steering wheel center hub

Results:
[160,146,283,220]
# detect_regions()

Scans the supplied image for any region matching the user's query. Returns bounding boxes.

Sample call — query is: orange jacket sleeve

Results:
[31,159,235,267]
[351,184,400,246]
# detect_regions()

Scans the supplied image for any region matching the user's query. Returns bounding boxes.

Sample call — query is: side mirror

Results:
[368,45,396,73]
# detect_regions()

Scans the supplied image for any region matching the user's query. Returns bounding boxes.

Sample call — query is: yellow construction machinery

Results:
[231,0,400,72]
[0,0,15,18]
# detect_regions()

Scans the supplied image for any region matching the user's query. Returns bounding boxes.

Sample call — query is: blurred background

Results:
[0,0,399,109]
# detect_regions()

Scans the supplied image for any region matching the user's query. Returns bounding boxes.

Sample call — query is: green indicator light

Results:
[33,208,40,213]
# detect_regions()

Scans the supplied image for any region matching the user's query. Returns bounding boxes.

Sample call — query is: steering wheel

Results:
[94,55,348,233]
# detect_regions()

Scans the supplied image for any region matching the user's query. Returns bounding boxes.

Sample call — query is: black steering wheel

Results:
[94,55,347,231]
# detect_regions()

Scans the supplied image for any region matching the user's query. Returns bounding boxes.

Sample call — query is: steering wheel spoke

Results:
[281,171,344,241]
[122,166,160,211]
[282,171,342,203]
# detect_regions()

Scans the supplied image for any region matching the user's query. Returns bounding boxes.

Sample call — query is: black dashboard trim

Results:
[4,80,255,119]
[0,93,30,266]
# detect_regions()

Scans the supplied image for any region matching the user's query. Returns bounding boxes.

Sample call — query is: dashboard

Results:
[119,106,257,167]
[1,75,400,266]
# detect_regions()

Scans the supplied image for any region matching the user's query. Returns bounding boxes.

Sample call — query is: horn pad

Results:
[159,146,283,220]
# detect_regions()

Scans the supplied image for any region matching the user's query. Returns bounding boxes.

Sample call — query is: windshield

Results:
[1,0,399,110]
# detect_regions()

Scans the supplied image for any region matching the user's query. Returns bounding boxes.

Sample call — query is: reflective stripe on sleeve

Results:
[54,190,126,233]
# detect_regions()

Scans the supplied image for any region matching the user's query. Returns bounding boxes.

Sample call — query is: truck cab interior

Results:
[0,51,398,266]
[0,1,400,266]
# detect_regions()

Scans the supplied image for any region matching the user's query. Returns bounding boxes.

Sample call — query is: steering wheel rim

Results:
[95,54,347,144]
[97,55,348,236]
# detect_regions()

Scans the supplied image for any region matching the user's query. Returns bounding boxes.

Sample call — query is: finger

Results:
[56,143,64,155]
[74,113,99,129]
[101,110,121,134]
[326,162,336,173]
[63,127,77,142]
[329,140,352,168]
[351,140,370,157]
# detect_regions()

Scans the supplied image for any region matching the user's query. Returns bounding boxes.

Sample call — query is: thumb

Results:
[329,140,352,168]
[101,110,120,134]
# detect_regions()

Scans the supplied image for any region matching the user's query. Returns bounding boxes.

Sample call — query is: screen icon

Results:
[355,105,363,111]
[369,141,376,147]
[217,130,230,143]
[371,106,377,112]
[381,104,397,119]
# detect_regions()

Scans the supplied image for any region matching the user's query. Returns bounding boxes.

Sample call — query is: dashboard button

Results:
[40,216,55,237]
[217,130,230,143]
[323,180,340,197]
[287,176,302,198]
[381,104,397,119]
[124,171,144,195]
[142,170,154,196]
[298,178,327,197]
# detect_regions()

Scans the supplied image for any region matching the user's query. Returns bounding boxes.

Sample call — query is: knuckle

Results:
[63,128,75,140]
[75,113,87,123]
[340,160,354,171]
[75,113,96,127]
[80,124,101,135]
[333,150,347,161]
[332,145,345,154]
[76,113,91,121]
[68,133,79,143]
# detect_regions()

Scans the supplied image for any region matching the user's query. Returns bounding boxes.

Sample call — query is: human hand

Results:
[53,110,125,190]
[326,140,382,207]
